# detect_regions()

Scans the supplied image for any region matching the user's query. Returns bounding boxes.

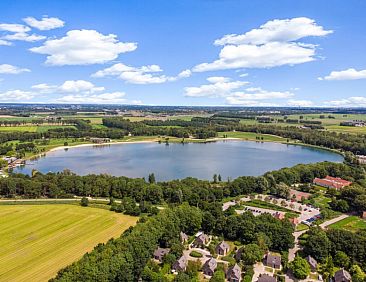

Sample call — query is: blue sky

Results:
[0,0,365,106]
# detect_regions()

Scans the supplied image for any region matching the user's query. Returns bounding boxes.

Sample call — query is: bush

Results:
[80,197,89,207]
[189,250,203,258]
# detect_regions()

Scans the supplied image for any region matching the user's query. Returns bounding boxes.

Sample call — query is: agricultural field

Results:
[329,215,366,232]
[0,126,38,132]
[238,113,366,134]
[0,204,138,282]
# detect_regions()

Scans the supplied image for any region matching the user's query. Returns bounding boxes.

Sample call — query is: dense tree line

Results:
[303,227,366,271]
[231,124,366,154]
[52,204,202,281]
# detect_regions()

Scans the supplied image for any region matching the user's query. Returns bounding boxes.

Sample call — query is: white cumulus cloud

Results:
[0,64,30,74]
[184,77,248,98]
[93,63,191,84]
[23,16,64,30]
[193,17,332,72]
[0,90,35,101]
[30,29,137,65]
[324,97,366,107]
[31,80,104,94]
[55,91,128,104]
[319,68,366,80]
[0,22,45,42]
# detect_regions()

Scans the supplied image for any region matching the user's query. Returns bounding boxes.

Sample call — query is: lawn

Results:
[329,216,366,232]
[0,204,138,282]
[218,131,288,142]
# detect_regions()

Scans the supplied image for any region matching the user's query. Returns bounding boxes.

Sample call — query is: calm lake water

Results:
[14,141,343,181]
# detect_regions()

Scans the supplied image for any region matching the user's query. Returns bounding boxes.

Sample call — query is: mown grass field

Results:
[0,204,138,282]
[329,215,366,232]
[218,131,288,142]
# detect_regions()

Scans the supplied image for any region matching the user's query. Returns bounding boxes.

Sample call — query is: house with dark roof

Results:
[180,231,189,243]
[172,255,188,272]
[257,274,276,282]
[193,233,209,248]
[153,247,170,262]
[227,263,242,282]
[265,253,282,269]
[334,269,351,282]
[215,241,230,256]
[235,247,244,262]
[306,255,318,272]
[202,258,217,276]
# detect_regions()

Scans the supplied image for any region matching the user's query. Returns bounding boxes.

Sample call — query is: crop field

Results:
[0,126,38,132]
[0,204,138,282]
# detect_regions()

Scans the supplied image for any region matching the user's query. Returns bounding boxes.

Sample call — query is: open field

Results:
[218,131,288,142]
[237,113,366,134]
[0,126,38,132]
[0,204,138,282]
[329,215,366,232]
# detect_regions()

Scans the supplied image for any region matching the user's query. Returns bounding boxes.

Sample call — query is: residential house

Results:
[289,217,300,226]
[202,258,217,276]
[215,241,230,256]
[172,256,188,272]
[227,263,242,282]
[361,211,366,219]
[235,247,244,262]
[257,274,276,282]
[334,269,352,282]
[153,247,170,262]
[313,176,352,190]
[265,253,282,269]
[180,231,189,243]
[306,255,318,272]
[273,212,285,220]
[193,233,209,248]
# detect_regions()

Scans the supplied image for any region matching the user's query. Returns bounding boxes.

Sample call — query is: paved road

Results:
[288,214,349,262]
[320,214,349,228]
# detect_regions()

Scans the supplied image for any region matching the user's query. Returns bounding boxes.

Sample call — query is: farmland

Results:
[0,204,138,282]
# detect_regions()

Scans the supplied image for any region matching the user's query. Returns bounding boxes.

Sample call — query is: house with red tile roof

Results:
[313,176,352,190]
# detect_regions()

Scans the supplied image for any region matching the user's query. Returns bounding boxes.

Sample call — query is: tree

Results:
[241,244,264,265]
[303,227,331,262]
[350,265,366,282]
[148,173,156,184]
[213,174,218,183]
[334,251,350,268]
[320,256,335,282]
[218,174,222,182]
[0,159,8,169]
[210,270,225,282]
[289,256,310,279]
[80,197,89,207]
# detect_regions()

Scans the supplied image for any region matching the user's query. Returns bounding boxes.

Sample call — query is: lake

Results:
[14,141,343,181]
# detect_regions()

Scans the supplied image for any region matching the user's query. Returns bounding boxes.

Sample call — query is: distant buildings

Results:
[313,176,352,190]
[357,155,366,164]
[89,137,111,144]
[340,120,366,127]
